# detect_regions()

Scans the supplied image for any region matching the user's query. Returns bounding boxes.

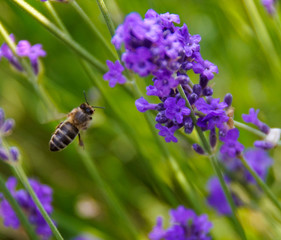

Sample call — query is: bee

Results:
[49,92,104,152]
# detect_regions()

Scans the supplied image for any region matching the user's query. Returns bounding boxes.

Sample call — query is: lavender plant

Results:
[0,108,62,240]
[103,7,281,239]
[149,206,212,240]
[0,177,53,239]
[1,0,281,239]
[0,34,46,75]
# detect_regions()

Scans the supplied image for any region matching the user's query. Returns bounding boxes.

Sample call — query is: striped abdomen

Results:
[49,122,79,152]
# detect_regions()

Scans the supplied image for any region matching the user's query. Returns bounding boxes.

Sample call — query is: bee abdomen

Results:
[49,122,79,152]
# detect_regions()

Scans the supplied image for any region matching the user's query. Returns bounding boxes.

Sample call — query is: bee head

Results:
[80,103,94,115]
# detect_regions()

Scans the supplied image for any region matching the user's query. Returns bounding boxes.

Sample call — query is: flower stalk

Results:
[178,85,247,240]
[70,0,117,59]
[11,0,107,73]
[238,154,281,212]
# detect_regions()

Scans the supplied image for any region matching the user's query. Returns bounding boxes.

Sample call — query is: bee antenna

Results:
[92,106,105,109]
[83,90,89,105]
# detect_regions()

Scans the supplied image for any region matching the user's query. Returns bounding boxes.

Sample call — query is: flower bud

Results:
[202,87,213,96]
[0,147,9,161]
[9,147,19,161]
[0,109,4,127]
[192,143,205,155]
[189,93,198,105]
[199,75,209,88]
[224,93,233,107]
[1,119,15,134]
[192,84,202,96]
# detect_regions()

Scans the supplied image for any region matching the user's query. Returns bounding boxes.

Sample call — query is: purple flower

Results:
[164,97,190,124]
[135,97,158,112]
[153,75,179,98]
[155,124,178,143]
[220,128,244,158]
[193,60,218,80]
[149,206,212,240]
[162,33,183,59]
[103,60,126,87]
[0,108,15,137]
[176,24,201,58]
[72,236,99,240]
[0,34,23,71]
[207,177,241,215]
[0,146,19,162]
[262,0,276,15]
[195,98,228,130]
[122,47,154,77]
[254,140,274,150]
[244,148,273,184]
[149,217,166,240]
[16,40,46,75]
[0,177,54,239]
[242,108,270,134]
[192,143,205,155]
[109,9,220,143]
[195,98,227,114]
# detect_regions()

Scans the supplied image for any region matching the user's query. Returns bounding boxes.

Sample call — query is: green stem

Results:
[0,173,40,240]
[234,120,266,138]
[95,0,122,60]
[11,0,107,73]
[178,85,247,240]
[71,0,117,59]
[132,80,200,211]
[77,149,140,240]
[242,0,281,76]
[11,165,64,240]
[0,21,36,84]
[0,21,60,118]
[238,155,281,213]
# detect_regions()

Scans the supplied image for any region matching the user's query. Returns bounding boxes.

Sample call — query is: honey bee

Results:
[49,92,104,152]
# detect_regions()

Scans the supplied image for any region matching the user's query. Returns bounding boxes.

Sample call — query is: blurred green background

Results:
[1,0,281,239]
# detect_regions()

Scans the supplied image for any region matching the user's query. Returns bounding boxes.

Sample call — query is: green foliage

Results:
[1,0,281,239]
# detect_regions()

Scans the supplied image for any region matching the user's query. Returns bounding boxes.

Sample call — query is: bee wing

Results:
[41,112,67,124]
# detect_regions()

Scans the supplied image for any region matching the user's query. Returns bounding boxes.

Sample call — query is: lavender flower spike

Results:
[220,128,244,158]
[244,148,273,184]
[103,60,127,87]
[164,97,190,124]
[0,147,19,162]
[155,124,178,143]
[0,177,54,239]
[242,108,270,134]
[254,128,281,150]
[207,177,241,215]
[0,34,23,71]
[262,0,277,15]
[149,205,212,240]
[0,108,15,137]
[16,40,46,75]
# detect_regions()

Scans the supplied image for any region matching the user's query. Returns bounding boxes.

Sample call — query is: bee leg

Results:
[78,133,84,148]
